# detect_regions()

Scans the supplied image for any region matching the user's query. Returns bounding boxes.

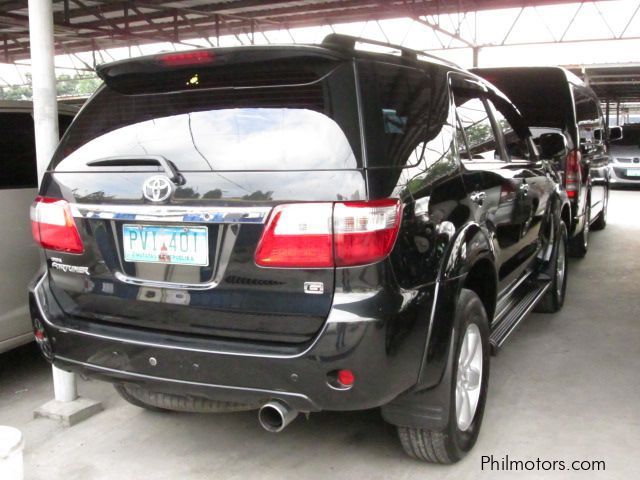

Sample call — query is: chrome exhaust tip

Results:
[258,400,298,433]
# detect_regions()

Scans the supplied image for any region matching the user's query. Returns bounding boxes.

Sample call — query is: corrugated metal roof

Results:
[0,0,605,62]
[568,64,640,103]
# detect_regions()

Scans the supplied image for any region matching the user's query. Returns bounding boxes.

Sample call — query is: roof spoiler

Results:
[321,33,458,68]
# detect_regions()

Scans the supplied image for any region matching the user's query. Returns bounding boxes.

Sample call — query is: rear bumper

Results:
[30,273,434,413]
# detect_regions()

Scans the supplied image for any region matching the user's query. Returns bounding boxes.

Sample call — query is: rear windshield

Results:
[477,69,572,130]
[51,60,361,171]
[616,125,640,146]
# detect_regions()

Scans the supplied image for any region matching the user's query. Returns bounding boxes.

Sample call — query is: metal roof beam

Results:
[415,16,476,47]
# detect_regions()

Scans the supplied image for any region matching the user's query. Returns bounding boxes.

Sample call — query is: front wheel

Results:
[397,289,490,463]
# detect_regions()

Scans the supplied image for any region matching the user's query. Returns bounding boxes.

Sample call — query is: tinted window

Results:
[0,112,76,189]
[487,99,531,160]
[52,61,361,171]
[454,92,500,161]
[475,69,571,130]
[358,60,449,169]
[617,125,640,146]
[574,86,603,145]
[393,122,457,198]
[0,112,36,189]
[58,113,74,135]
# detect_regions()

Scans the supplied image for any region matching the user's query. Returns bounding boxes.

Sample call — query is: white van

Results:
[0,101,77,353]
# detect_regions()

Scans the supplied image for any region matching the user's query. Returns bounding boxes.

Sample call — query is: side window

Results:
[359,61,458,197]
[0,112,37,189]
[453,89,501,161]
[487,99,531,160]
[58,113,75,136]
[574,87,603,146]
[371,63,436,169]
[394,120,458,197]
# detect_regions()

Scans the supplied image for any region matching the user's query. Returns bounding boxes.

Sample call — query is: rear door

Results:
[453,81,535,292]
[41,54,365,345]
[487,96,553,253]
[572,85,607,221]
[1,109,77,350]
[0,112,39,346]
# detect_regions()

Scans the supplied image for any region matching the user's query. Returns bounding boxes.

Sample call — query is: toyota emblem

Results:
[142,176,173,202]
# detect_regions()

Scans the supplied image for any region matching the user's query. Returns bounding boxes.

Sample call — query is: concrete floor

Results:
[1,190,639,480]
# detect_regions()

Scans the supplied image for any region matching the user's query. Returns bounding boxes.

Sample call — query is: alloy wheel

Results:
[556,234,566,298]
[455,323,483,432]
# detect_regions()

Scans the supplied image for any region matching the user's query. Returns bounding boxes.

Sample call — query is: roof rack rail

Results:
[321,33,457,67]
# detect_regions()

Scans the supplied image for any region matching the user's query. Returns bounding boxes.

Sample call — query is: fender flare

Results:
[381,223,496,429]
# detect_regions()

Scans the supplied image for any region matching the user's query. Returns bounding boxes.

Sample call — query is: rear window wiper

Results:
[86,155,185,185]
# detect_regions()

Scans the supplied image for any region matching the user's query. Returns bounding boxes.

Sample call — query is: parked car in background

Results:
[29,35,570,463]
[0,101,76,353]
[472,66,619,257]
[609,123,640,187]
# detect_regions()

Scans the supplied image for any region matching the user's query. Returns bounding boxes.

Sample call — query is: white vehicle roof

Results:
[0,99,78,116]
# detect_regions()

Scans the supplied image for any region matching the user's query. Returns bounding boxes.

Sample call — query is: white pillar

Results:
[0,426,24,480]
[52,364,77,402]
[28,0,78,403]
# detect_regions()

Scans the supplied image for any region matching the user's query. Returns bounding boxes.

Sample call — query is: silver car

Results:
[609,125,640,187]
[0,100,77,353]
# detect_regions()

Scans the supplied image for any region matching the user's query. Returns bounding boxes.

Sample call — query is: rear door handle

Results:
[470,191,486,206]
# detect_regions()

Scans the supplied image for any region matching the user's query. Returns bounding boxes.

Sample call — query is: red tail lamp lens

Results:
[565,149,582,199]
[337,369,355,387]
[333,199,402,267]
[160,50,215,66]
[30,196,84,254]
[255,199,402,269]
[255,203,334,268]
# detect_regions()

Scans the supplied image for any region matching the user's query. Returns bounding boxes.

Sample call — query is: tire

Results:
[397,289,490,463]
[114,384,169,412]
[569,202,589,258]
[115,384,257,413]
[591,186,608,231]
[534,221,568,313]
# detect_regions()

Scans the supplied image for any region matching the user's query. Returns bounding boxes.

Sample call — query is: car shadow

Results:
[0,341,47,386]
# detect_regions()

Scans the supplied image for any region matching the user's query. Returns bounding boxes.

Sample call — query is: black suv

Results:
[473,67,615,257]
[29,35,570,463]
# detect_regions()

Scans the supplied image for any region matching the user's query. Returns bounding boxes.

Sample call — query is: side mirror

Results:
[538,132,567,160]
[609,126,623,141]
[594,128,603,142]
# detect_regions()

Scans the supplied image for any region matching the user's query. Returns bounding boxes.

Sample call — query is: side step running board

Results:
[489,281,551,355]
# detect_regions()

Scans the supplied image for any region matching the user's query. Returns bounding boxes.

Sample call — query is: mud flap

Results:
[380,330,456,430]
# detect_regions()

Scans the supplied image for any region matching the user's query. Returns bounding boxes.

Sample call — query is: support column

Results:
[28,0,102,427]
[28,0,58,184]
[472,46,480,68]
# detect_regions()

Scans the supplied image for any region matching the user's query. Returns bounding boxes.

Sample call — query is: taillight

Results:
[255,203,333,268]
[565,149,582,199]
[333,199,402,267]
[30,196,84,254]
[499,181,517,204]
[255,199,402,268]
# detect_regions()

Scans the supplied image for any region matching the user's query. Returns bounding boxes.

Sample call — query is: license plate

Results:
[122,225,208,266]
[627,169,640,177]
